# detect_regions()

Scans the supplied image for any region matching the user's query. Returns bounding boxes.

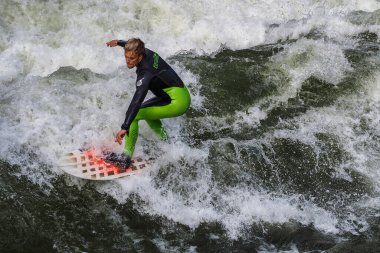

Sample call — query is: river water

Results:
[1,0,380,252]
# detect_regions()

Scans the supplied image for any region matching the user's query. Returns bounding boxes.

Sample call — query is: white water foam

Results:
[99,140,340,238]
[0,0,378,78]
[1,0,379,240]
[267,37,354,106]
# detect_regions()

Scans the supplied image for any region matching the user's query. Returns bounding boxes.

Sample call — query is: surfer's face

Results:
[125,50,142,69]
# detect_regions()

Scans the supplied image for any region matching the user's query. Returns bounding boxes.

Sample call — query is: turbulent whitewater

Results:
[1,0,380,252]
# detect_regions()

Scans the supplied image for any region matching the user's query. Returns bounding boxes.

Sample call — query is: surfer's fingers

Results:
[106,40,118,47]
[115,133,123,144]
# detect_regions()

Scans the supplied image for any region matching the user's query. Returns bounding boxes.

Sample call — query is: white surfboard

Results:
[58,149,153,180]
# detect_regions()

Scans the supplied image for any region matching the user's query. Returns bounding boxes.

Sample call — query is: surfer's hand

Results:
[106,40,118,47]
[115,129,127,144]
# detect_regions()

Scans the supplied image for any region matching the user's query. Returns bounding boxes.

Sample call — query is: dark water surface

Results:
[1,1,380,252]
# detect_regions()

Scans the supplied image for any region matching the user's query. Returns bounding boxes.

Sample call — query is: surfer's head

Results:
[124,38,145,69]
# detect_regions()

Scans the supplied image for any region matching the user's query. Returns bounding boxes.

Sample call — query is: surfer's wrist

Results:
[117,40,127,47]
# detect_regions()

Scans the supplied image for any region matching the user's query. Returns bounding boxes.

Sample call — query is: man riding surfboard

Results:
[104,38,191,168]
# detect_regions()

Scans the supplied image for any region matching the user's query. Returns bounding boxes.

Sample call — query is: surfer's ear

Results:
[138,53,143,62]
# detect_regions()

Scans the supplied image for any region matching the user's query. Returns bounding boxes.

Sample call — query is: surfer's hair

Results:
[125,38,145,55]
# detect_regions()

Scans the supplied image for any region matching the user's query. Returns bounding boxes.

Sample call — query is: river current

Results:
[1,1,380,252]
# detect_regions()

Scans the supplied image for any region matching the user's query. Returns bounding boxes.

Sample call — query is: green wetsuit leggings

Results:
[124,86,191,156]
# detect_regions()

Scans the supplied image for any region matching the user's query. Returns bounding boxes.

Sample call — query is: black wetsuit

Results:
[117,40,185,131]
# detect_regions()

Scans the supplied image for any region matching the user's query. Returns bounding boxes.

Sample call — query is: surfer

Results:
[104,38,191,168]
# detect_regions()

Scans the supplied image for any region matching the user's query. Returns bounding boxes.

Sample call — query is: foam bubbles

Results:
[1,0,377,77]
[1,0,379,241]
[367,71,380,102]
[277,38,353,87]
[354,0,380,12]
